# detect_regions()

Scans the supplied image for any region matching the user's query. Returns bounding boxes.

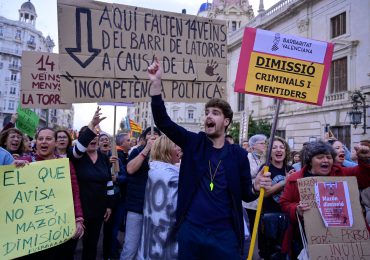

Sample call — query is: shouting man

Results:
[148,59,272,259]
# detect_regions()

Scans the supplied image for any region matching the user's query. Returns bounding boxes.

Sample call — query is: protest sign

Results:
[0,159,75,259]
[57,0,227,103]
[315,181,353,228]
[235,27,334,105]
[21,51,71,109]
[16,106,40,138]
[298,177,370,259]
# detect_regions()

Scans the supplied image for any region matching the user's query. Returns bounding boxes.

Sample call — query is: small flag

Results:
[129,119,142,133]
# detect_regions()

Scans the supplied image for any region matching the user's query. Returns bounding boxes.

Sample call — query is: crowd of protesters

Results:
[0,60,370,260]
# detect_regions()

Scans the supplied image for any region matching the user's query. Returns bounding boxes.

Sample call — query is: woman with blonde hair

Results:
[138,135,182,260]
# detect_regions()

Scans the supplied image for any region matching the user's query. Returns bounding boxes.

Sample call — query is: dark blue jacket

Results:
[151,95,257,249]
[125,145,149,214]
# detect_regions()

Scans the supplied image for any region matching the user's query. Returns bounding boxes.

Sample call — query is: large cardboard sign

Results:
[16,106,40,138]
[21,51,71,109]
[57,0,227,103]
[298,177,370,259]
[0,159,75,259]
[235,27,334,105]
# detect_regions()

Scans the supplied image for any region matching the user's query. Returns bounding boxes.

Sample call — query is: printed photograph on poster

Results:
[315,181,353,227]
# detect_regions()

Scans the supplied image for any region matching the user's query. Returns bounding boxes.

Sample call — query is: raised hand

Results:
[148,57,162,96]
[10,113,18,124]
[88,106,106,132]
[355,145,370,161]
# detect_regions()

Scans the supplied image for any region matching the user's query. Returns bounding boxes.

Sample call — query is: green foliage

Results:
[228,122,240,144]
[248,115,272,138]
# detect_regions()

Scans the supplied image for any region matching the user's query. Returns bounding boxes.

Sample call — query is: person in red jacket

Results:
[16,127,84,260]
[280,140,370,258]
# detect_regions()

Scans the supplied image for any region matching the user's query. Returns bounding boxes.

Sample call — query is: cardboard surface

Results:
[21,51,71,109]
[298,177,370,259]
[57,0,227,103]
[0,159,75,259]
[60,76,226,103]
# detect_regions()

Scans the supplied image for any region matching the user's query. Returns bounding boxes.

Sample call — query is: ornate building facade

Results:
[129,0,369,148]
[228,0,369,149]
[0,0,74,129]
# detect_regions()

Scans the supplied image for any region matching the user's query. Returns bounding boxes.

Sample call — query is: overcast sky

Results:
[0,0,277,134]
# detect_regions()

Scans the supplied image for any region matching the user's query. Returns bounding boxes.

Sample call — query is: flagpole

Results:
[150,102,154,136]
[111,105,120,173]
[247,99,281,260]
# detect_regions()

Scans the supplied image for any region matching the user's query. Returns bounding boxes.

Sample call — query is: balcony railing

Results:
[27,40,36,49]
[0,47,22,56]
[264,0,297,17]
[325,92,348,103]
[8,64,21,71]
[14,36,22,42]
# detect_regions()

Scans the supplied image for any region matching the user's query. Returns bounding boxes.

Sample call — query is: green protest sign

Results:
[16,107,40,138]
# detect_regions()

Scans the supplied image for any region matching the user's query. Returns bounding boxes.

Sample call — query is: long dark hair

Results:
[270,136,291,169]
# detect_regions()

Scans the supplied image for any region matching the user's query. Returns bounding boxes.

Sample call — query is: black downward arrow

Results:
[65,8,101,68]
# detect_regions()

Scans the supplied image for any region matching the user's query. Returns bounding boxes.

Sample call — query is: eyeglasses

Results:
[57,136,68,140]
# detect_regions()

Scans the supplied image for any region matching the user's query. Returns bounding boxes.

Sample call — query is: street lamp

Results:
[348,90,367,134]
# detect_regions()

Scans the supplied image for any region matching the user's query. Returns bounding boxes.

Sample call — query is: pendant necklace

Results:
[208,160,222,191]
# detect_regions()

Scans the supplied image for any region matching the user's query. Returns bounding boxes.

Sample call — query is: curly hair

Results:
[0,128,25,155]
[303,140,336,170]
[205,98,233,131]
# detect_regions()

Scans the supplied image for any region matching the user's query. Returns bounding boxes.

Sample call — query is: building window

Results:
[8,100,15,111]
[275,130,286,139]
[10,87,16,94]
[331,12,346,38]
[173,110,178,120]
[237,93,245,112]
[329,57,347,93]
[0,26,3,37]
[15,29,21,40]
[10,73,17,81]
[330,125,350,149]
[29,35,35,43]
[187,110,194,119]
[231,21,237,31]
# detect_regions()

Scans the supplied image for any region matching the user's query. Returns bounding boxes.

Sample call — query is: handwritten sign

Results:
[0,159,75,259]
[235,27,334,105]
[21,51,71,109]
[16,106,40,138]
[298,177,370,259]
[57,0,227,103]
